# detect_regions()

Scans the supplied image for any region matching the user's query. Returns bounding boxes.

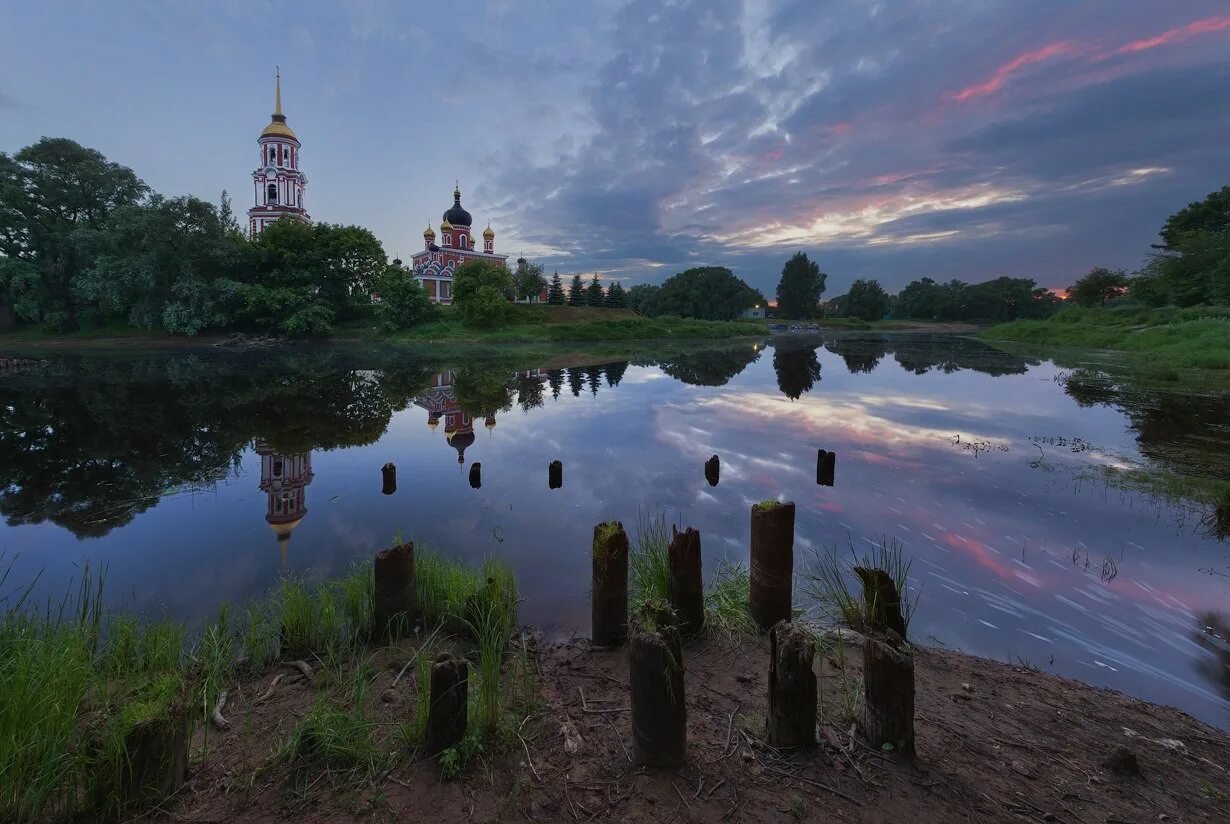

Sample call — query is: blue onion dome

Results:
[442,185,472,227]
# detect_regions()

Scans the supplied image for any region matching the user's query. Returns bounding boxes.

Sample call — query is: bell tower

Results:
[248,69,310,238]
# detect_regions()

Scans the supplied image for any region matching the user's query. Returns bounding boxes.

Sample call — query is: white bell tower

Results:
[248,69,310,238]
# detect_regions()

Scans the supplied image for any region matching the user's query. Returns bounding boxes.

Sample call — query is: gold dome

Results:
[260,70,298,140]
[440,218,453,231]
[484,416,496,430]
[268,516,303,537]
[423,223,435,238]
[428,418,438,430]
[483,224,495,239]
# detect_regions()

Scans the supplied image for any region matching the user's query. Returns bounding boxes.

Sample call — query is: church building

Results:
[410,186,508,304]
[248,71,310,238]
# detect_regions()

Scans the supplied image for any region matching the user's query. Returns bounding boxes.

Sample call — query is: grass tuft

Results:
[629,510,670,608]
[802,536,918,635]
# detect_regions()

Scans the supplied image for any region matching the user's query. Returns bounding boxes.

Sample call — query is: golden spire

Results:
[261,67,297,139]
[275,67,283,116]
[483,222,495,239]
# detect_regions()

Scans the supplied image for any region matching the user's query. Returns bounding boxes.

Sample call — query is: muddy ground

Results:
[156,634,1229,823]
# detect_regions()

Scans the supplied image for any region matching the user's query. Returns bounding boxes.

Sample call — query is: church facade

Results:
[409,186,508,304]
[248,71,310,238]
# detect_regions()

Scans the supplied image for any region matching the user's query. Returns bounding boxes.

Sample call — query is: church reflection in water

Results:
[414,369,484,465]
[257,442,314,577]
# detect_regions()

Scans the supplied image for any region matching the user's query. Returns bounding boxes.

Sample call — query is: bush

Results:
[453,261,513,327]
[375,267,435,332]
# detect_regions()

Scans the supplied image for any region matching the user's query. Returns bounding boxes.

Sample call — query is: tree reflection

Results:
[773,345,822,400]
[656,345,761,387]
[891,335,1030,376]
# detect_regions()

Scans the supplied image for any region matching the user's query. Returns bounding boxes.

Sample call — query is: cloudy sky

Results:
[3,1,1228,294]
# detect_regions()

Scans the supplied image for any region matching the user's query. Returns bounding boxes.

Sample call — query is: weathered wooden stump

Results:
[629,601,686,767]
[93,694,190,816]
[592,521,630,647]
[548,459,563,489]
[750,501,795,632]
[468,462,481,489]
[381,462,397,495]
[862,634,914,757]
[667,526,704,636]
[426,653,468,755]
[853,566,906,639]
[704,454,720,487]
[373,542,416,638]
[766,620,817,749]
[816,449,836,486]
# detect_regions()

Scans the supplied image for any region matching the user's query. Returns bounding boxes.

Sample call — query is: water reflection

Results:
[1,337,1227,729]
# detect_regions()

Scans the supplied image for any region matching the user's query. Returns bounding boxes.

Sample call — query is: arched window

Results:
[269,146,276,163]
[283,146,290,164]
[267,183,277,204]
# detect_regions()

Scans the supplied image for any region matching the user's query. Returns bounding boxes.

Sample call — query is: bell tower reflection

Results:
[256,442,314,576]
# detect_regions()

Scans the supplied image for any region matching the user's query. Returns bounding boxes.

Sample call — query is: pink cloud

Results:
[827,122,853,135]
[1112,15,1230,55]
[950,41,1076,102]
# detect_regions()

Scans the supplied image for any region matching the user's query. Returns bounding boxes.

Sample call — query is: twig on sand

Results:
[761,764,858,805]
[673,782,693,813]
[606,715,631,764]
[210,689,230,731]
[578,686,629,714]
[517,715,543,783]
[255,673,285,703]
[391,658,415,689]
[285,659,313,680]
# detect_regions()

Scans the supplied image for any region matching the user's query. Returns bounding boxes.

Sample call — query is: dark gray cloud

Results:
[489,0,1230,293]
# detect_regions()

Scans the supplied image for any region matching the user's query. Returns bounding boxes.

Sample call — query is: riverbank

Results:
[981,305,1230,377]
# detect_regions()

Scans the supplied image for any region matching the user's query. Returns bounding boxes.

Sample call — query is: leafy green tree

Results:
[547,272,566,305]
[585,274,605,307]
[568,274,585,306]
[773,345,822,399]
[646,267,758,319]
[1067,267,1128,307]
[0,138,148,329]
[845,279,890,320]
[606,281,627,308]
[375,265,435,332]
[1158,186,1230,251]
[775,252,826,319]
[452,259,513,327]
[625,283,660,315]
[1136,223,1230,307]
[514,260,547,302]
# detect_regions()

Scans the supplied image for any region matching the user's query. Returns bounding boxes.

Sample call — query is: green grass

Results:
[802,536,918,636]
[704,562,756,640]
[629,510,670,608]
[982,305,1230,373]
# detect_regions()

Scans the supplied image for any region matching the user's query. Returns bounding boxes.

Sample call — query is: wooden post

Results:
[853,566,906,639]
[816,449,835,486]
[426,653,468,755]
[862,635,914,757]
[629,601,686,767]
[549,459,563,489]
[591,521,629,647]
[468,462,481,489]
[766,620,816,749]
[704,454,720,487]
[667,526,704,636]
[750,501,795,632]
[374,542,416,638]
[381,462,397,495]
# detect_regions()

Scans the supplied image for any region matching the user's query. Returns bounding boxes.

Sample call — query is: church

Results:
[410,186,509,304]
[248,71,310,238]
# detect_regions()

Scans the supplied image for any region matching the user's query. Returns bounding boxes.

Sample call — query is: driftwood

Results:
[749,501,795,632]
[862,634,915,757]
[667,526,704,636]
[426,654,468,755]
[285,659,314,680]
[629,603,686,767]
[766,621,816,749]
[256,673,285,704]
[592,521,630,647]
[374,542,417,638]
[210,689,230,731]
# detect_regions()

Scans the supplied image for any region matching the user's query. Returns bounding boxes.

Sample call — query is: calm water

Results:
[1,336,1227,729]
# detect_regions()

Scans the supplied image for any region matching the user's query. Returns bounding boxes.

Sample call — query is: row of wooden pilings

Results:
[592,501,914,766]
[378,451,835,495]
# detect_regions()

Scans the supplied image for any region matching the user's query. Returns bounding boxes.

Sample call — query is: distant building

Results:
[248,71,310,238]
[256,442,314,577]
[741,305,766,319]
[410,186,509,304]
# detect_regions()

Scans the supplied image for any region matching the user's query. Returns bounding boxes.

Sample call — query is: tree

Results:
[625,283,660,315]
[514,260,547,302]
[845,279,890,320]
[452,259,513,327]
[375,265,435,332]
[1067,267,1128,307]
[568,274,585,306]
[1158,186,1230,251]
[585,274,605,307]
[644,267,759,319]
[773,345,822,399]
[547,272,566,305]
[606,281,627,308]
[775,252,826,319]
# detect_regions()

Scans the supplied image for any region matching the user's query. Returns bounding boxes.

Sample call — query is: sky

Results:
[2,1,1229,295]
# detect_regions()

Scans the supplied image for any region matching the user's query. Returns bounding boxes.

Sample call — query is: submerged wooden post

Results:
[766,620,816,749]
[816,450,836,487]
[381,462,397,495]
[592,521,630,647]
[862,635,915,758]
[854,566,906,639]
[374,542,416,637]
[629,601,686,767]
[667,526,704,636]
[426,653,468,755]
[548,459,563,489]
[704,454,720,487]
[468,462,481,489]
[749,501,795,632]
